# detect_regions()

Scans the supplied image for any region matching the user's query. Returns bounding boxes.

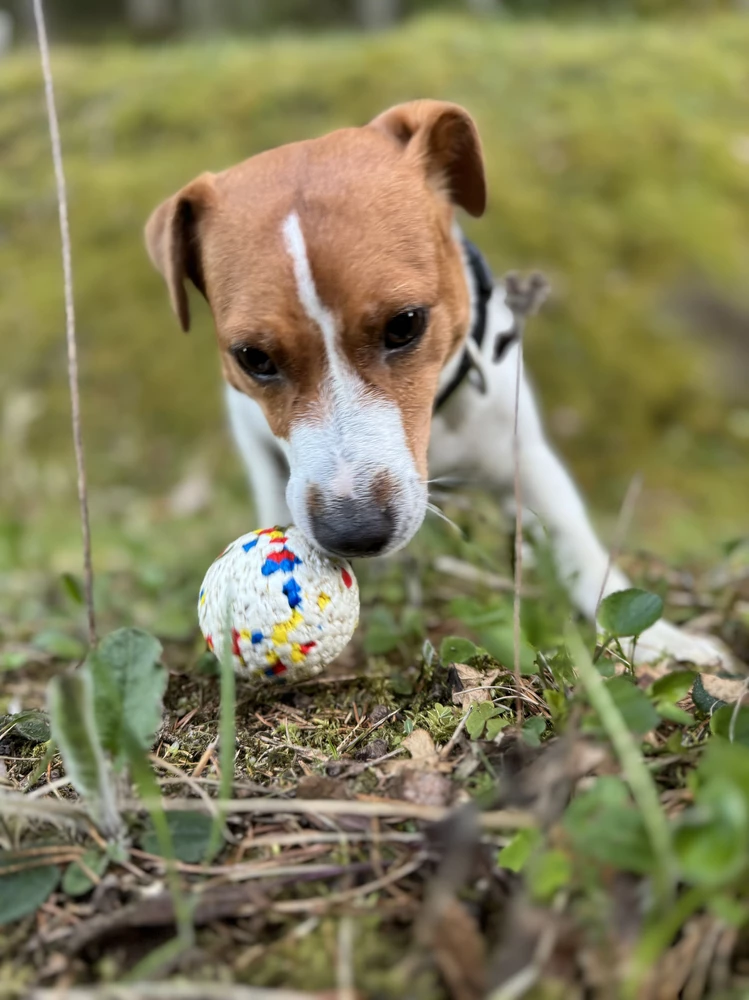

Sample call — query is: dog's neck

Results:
[435,226,492,405]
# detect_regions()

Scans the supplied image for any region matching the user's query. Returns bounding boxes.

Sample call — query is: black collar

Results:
[433,237,495,414]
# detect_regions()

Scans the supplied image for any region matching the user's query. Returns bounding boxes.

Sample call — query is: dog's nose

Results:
[310,498,395,558]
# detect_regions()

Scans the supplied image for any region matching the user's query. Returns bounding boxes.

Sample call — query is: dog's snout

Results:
[310,497,395,558]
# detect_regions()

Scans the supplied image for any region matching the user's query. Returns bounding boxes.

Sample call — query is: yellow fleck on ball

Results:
[198,526,359,680]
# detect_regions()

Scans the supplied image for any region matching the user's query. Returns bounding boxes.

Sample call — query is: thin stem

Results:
[33,0,96,646]
[512,341,524,725]
[567,626,675,913]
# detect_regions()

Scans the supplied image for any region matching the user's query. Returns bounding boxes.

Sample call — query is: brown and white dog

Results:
[146,100,730,667]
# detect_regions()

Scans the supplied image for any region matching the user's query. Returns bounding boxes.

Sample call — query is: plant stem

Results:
[567,626,675,912]
[32,0,96,646]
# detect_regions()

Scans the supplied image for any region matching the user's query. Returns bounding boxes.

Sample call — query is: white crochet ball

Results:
[198,526,359,681]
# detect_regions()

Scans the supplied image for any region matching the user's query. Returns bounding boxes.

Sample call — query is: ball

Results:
[198,526,359,681]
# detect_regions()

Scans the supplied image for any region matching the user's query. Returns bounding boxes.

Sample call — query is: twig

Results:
[728,678,749,744]
[432,555,521,593]
[149,755,219,816]
[337,916,356,1000]
[439,708,471,759]
[0,791,533,829]
[25,777,72,800]
[234,830,425,849]
[30,987,322,1000]
[32,0,95,646]
[337,707,399,755]
[504,272,550,724]
[272,854,426,913]
[190,738,218,778]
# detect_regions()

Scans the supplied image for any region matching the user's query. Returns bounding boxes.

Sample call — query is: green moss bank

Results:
[1,13,748,555]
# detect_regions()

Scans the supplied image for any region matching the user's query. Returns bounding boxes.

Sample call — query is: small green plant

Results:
[597,588,664,668]
[466,701,510,740]
[0,627,172,924]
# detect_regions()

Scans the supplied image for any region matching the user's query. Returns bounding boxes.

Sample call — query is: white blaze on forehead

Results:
[282,211,348,383]
[280,210,426,551]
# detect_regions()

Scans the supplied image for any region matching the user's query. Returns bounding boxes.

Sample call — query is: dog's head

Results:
[145,100,485,557]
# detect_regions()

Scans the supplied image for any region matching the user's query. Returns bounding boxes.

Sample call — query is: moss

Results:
[237,914,443,997]
[1,14,748,562]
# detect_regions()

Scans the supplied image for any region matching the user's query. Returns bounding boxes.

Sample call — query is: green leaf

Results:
[547,648,576,688]
[33,629,86,661]
[478,626,537,675]
[466,701,500,740]
[0,651,28,672]
[1,710,50,743]
[656,703,694,726]
[498,827,541,873]
[674,782,748,887]
[563,776,655,874]
[401,607,424,639]
[598,589,663,638]
[60,572,85,605]
[363,607,400,656]
[47,672,123,840]
[86,628,166,765]
[649,670,697,706]
[596,657,616,678]
[439,636,480,664]
[449,597,508,630]
[140,810,216,863]
[521,716,546,747]
[697,740,749,804]
[485,716,511,739]
[708,894,749,928]
[0,857,60,925]
[691,673,727,714]
[543,688,568,726]
[528,849,572,903]
[604,676,659,735]
[710,705,749,746]
[193,650,220,676]
[390,671,414,696]
[62,849,108,897]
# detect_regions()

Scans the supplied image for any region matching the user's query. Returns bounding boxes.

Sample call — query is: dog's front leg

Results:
[509,429,731,668]
[225,385,291,526]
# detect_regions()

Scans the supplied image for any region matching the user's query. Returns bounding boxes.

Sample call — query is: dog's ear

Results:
[144,172,216,332]
[370,101,486,217]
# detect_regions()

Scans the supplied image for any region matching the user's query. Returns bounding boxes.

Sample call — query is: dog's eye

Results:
[383,308,428,351]
[233,346,279,381]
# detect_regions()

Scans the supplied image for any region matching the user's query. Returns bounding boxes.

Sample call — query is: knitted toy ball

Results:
[198,526,359,681]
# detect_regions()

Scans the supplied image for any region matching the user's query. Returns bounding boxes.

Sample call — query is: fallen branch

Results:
[31,983,325,999]
[0,791,533,830]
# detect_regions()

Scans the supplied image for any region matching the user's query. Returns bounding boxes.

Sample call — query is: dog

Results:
[145,100,730,668]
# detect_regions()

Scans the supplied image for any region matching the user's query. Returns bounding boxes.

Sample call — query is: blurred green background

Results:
[1,0,748,639]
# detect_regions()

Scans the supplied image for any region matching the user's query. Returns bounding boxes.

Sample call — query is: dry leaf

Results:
[296,775,349,800]
[431,898,487,1000]
[402,728,441,767]
[401,769,454,808]
[699,675,748,704]
[451,664,500,708]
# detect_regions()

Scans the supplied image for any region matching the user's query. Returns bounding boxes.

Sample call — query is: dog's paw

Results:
[627,619,734,670]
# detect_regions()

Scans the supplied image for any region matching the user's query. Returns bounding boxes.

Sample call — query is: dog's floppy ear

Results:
[370,101,486,217]
[144,172,216,332]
